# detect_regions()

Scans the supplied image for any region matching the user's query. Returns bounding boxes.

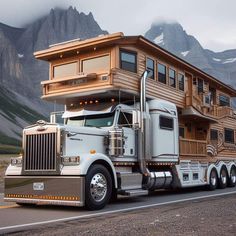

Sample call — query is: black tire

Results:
[85,164,112,210]
[208,168,218,191]
[218,167,228,189]
[228,166,236,187]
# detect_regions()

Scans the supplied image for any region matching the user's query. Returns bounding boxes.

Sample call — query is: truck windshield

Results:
[66,112,115,127]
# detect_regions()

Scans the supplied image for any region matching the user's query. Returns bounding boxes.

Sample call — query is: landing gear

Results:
[85,164,112,210]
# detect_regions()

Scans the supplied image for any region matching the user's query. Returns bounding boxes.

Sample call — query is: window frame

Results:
[169,68,176,88]
[178,73,185,91]
[219,94,230,107]
[52,61,78,79]
[120,49,137,73]
[146,57,155,80]
[157,63,167,84]
[159,115,174,130]
[210,129,218,141]
[224,128,234,144]
[81,54,110,74]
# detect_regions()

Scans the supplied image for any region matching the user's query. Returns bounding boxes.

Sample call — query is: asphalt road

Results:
[0,187,236,234]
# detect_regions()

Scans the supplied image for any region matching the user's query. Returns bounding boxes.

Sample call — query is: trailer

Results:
[4,33,236,210]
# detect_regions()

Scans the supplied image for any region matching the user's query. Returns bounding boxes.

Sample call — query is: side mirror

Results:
[132,110,141,129]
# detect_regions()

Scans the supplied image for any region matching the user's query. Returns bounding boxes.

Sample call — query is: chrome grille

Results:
[24,132,57,171]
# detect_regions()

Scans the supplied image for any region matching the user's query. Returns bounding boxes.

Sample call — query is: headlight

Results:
[62,156,80,165]
[11,157,22,166]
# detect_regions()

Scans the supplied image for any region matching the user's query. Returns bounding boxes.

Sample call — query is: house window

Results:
[224,128,234,143]
[169,68,176,88]
[120,50,137,73]
[53,62,77,79]
[179,127,185,138]
[146,58,154,79]
[198,78,204,93]
[158,63,166,84]
[210,129,218,141]
[178,73,184,91]
[219,95,230,107]
[82,55,110,74]
[160,116,173,130]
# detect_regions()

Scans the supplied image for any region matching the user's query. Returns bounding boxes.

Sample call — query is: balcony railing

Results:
[179,138,207,157]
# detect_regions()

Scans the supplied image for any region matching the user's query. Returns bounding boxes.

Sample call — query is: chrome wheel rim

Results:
[211,176,216,186]
[90,173,107,202]
[221,174,227,185]
[231,169,236,184]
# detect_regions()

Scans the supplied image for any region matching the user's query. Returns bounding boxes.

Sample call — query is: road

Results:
[0,187,236,234]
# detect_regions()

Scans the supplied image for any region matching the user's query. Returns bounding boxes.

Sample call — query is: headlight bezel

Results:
[61,156,80,165]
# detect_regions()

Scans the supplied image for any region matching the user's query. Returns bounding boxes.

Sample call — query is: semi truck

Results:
[4,33,236,210]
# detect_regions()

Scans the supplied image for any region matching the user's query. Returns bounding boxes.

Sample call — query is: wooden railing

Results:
[41,72,111,98]
[179,138,207,157]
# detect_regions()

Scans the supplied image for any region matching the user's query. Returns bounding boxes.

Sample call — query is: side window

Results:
[158,63,166,84]
[169,68,176,88]
[120,50,137,73]
[210,129,218,141]
[118,112,132,128]
[146,58,155,79]
[159,116,174,130]
[224,128,234,144]
[219,95,230,107]
[178,73,185,91]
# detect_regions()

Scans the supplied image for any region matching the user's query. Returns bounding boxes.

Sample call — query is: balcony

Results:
[179,138,207,157]
[185,93,234,120]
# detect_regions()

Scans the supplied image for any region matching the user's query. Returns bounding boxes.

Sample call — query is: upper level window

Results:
[224,128,234,143]
[219,94,230,107]
[120,50,137,73]
[179,127,185,138]
[159,116,173,130]
[178,73,185,91]
[82,55,110,74]
[169,68,176,88]
[146,58,154,79]
[210,129,218,141]
[198,78,204,94]
[158,63,166,84]
[53,62,77,79]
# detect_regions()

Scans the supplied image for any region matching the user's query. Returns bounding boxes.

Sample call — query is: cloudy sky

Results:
[0,0,236,52]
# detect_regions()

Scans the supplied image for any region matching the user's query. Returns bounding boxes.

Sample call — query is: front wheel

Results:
[85,164,112,210]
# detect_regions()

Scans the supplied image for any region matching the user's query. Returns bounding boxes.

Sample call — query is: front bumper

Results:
[4,176,85,207]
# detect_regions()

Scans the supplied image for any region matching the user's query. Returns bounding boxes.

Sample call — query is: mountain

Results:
[145,22,236,87]
[0,7,107,149]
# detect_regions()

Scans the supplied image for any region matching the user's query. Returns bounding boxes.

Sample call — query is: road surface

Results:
[0,187,236,234]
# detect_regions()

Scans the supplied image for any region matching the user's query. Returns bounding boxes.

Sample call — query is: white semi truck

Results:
[4,71,236,210]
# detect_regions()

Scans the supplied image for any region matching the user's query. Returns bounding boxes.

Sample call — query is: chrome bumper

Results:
[4,176,85,207]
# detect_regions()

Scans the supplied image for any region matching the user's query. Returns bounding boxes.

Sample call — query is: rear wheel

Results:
[208,168,218,190]
[228,166,236,187]
[218,167,228,189]
[85,164,112,210]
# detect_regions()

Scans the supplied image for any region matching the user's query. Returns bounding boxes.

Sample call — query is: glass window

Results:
[120,50,137,73]
[158,63,166,84]
[179,127,185,138]
[146,58,154,79]
[160,116,173,130]
[169,68,176,88]
[198,79,204,93]
[219,95,230,107]
[82,55,110,74]
[210,129,218,141]
[67,113,115,127]
[178,73,185,91]
[118,112,132,128]
[53,62,77,78]
[224,128,234,143]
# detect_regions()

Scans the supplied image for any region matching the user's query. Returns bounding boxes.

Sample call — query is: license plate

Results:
[33,182,44,191]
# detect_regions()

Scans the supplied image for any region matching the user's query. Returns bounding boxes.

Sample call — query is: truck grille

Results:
[24,133,57,171]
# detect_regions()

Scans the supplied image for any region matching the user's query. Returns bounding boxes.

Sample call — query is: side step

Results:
[118,189,148,197]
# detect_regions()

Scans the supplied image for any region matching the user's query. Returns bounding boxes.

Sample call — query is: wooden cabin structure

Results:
[34,32,236,162]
